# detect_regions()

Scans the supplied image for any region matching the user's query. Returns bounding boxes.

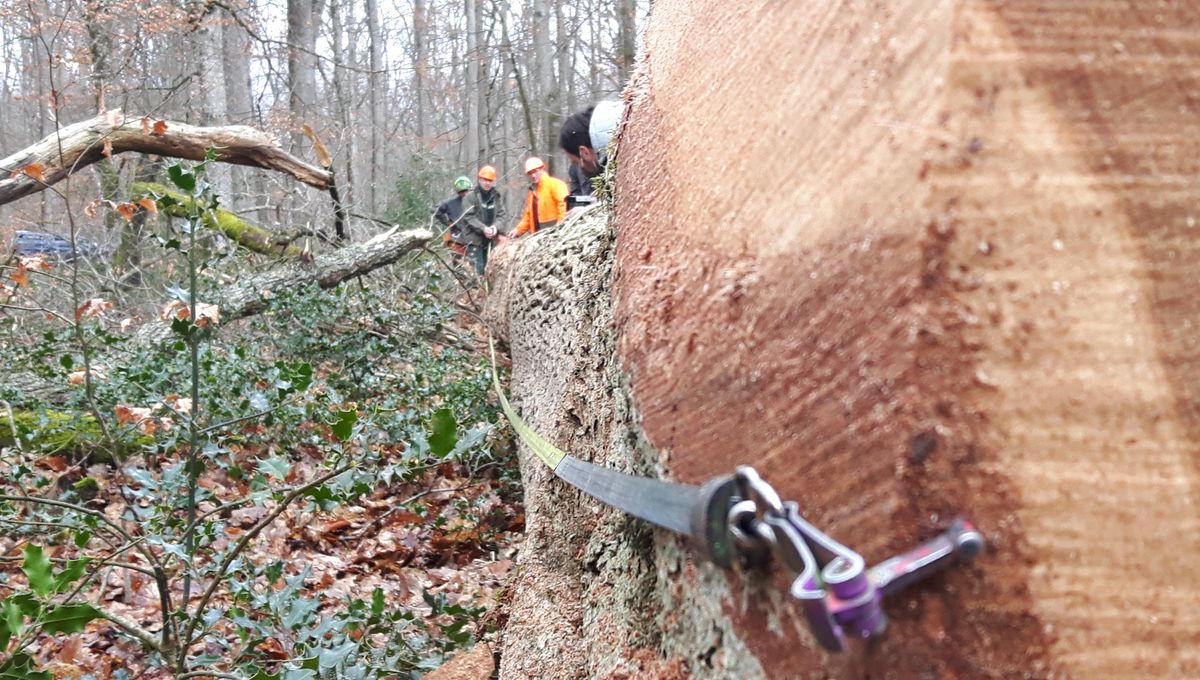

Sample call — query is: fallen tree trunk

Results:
[134,226,431,345]
[4,227,431,400]
[130,182,304,258]
[486,2,1200,679]
[0,110,332,207]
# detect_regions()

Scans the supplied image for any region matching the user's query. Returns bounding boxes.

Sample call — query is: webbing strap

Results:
[488,337,565,469]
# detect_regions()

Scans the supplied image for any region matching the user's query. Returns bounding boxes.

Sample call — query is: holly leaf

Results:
[53,558,90,594]
[2,597,26,644]
[428,408,457,458]
[167,164,195,192]
[22,545,54,598]
[330,409,357,441]
[258,456,291,480]
[40,603,100,634]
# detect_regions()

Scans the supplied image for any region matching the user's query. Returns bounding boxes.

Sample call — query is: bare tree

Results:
[366,0,384,212]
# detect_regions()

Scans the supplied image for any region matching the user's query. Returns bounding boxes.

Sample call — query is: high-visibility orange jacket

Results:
[514,175,569,236]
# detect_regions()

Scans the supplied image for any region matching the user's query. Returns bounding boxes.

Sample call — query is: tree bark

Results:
[365,0,383,212]
[0,110,334,207]
[413,0,429,142]
[464,0,481,168]
[286,0,326,152]
[195,3,231,200]
[222,7,255,215]
[615,0,636,86]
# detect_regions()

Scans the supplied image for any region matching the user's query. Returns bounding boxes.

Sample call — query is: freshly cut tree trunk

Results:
[0,110,333,207]
[485,1,1200,679]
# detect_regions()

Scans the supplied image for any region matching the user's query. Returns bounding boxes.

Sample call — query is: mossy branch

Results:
[130,182,302,258]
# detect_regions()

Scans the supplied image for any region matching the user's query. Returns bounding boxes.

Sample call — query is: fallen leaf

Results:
[195,302,220,327]
[137,197,157,214]
[76,297,112,320]
[152,120,168,136]
[115,202,137,222]
[159,300,188,321]
[140,117,152,134]
[9,262,29,287]
[39,456,69,472]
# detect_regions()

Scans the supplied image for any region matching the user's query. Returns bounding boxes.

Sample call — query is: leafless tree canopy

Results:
[0,0,647,248]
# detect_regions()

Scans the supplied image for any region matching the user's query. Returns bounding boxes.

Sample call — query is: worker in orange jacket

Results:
[512,156,569,237]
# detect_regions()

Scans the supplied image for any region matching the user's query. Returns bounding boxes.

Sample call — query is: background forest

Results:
[0,0,644,678]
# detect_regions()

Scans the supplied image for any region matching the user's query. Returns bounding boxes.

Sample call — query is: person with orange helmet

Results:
[458,164,508,274]
[512,156,569,238]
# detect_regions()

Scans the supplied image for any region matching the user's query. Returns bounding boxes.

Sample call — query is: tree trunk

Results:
[531,0,556,161]
[196,3,231,200]
[484,2,1200,679]
[615,0,636,86]
[464,0,481,169]
[365,0,383,212]
[130,182,304,258]
[286,0,325,152]
[223,9,255,214]
[413,0,429,142]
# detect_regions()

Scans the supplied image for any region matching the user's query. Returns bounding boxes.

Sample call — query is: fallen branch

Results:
[0,110,332,207]
[131,182,302,258]
[135,226,432,344]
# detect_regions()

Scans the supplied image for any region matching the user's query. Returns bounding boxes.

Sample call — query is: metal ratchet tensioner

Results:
[689,466,986,652]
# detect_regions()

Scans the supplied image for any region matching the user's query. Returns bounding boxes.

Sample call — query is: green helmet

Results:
[453,176,472,192]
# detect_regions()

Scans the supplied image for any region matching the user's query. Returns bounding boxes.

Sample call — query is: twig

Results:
[182,463,354,647]
[352,481,485,540]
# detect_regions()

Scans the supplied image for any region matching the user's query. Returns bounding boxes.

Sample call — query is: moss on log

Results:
[131,181,302,258]
[0,409,151,463]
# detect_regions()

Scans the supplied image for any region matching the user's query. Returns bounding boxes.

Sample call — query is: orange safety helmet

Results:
[524,157,546,174]
[478,165,497,181]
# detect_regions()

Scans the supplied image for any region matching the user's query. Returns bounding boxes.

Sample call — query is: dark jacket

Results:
[434,193,468,243]
[458,186,508,246]
[568,164,593,196]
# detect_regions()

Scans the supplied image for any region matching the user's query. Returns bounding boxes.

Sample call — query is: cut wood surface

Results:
[0,110,332,207]
[485,1,1200,679]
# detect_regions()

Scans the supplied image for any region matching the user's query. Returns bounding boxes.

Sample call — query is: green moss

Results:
[131,182,302,258]
[0,409,151,463]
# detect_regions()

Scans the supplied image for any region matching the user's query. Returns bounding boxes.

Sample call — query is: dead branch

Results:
[0,110,332,207]
[134,226,432,344]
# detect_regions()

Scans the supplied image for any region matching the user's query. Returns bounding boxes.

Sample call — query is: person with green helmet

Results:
[434,176,475,259]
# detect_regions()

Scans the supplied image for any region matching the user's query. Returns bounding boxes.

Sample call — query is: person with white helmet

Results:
[558,99,623,196]
[512,156,569,237]
[458,165,507,274]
